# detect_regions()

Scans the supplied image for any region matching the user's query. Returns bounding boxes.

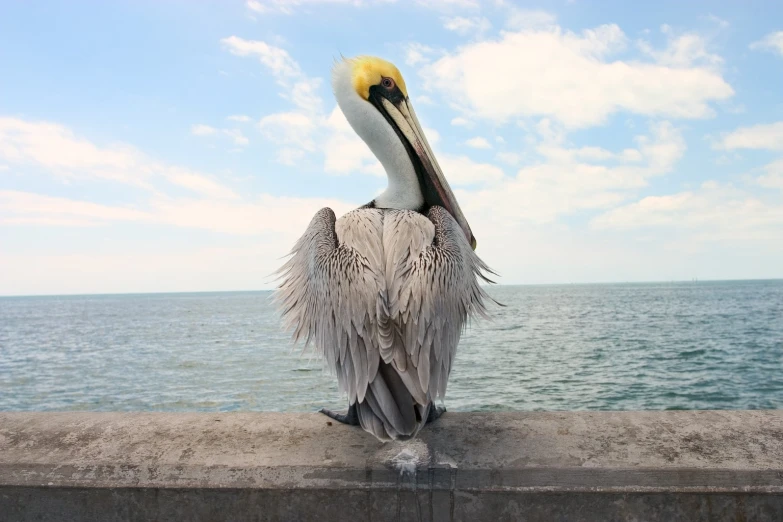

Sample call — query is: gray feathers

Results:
[275,206,493,441]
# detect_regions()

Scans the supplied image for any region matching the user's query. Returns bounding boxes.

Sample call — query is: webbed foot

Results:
[319,403,360,426]
[426,404,446,424]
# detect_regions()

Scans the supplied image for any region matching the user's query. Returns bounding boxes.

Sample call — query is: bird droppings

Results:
[387,439,430,476]
[390,448,418,475]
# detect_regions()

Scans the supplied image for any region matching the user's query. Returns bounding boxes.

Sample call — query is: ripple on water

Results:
[1,281,782,412]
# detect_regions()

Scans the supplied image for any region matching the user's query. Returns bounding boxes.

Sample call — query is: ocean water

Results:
[1,280,782,413]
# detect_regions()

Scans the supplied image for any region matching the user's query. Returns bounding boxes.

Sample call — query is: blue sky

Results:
[1,0,783,295]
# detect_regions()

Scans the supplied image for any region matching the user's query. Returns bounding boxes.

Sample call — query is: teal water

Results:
[1,280,782,412]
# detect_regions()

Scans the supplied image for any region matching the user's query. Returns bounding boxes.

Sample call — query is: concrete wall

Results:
[1,410,782,521]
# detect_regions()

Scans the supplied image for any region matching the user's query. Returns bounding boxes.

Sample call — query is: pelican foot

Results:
[426,404,446,424]
[319,403,359,426]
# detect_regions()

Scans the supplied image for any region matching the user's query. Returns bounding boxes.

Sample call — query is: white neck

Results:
[332,62,423,210]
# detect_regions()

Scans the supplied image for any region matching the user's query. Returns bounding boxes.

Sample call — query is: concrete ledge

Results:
[1,411,782,521]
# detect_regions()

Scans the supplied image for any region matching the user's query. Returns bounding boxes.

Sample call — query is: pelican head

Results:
[332,56,476,250]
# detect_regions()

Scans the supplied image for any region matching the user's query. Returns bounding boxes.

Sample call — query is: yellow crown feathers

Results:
[343,56,408,100]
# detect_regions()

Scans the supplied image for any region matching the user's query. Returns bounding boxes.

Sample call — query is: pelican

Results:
[275,56,495,441]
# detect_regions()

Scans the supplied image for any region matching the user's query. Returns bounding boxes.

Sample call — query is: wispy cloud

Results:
[504,9,557,30]
[638,24,724,69]
[246,0,399,15]
[191,123,249,146]
[591,182,783,241]
[416,24,733,128]
[443,16,491,35]
[0,117,239,199]
[750,31,783,57]
[0,115,357,237]
[465,136,492,149]
[461,121,686,225]
[716,121,783,192]
[717,122,783,151]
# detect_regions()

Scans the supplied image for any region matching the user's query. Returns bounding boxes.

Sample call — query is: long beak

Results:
[379,97,477,250]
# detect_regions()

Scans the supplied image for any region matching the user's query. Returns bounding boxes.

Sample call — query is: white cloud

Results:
[191,124,218,136]
[750,31,783,57]
[0,188,355,237]
[718,121,783,151]
[192,124,249,146]
[223,36,334,165]
[288,78,324,113]
[227,114,252,122]
[405,43,437,67]
[325,105,352,132]
[536,144,636,163]
[246,0,267,14]
[255,105,381,174]
[222,37,381,175]
[0,117,137,174]
[505,9,557,30]
[423,126,441,144]
[418,0,478,9]
[0,187,358,295]
[221,36,325,113]
[0,117,237,199]
[323,133,382,176]
[465,136,492,149]
[245,0,482,16]
[276,147,307,166]
[451,117,471,127]
[221,36,303,79]
[704,14,729,30]
[0,190,152,226]
[158,166,240,200]
[0,243,308,295]
[757,159,783,190]
[634,120,686,170]
[150,194,355,236]
[224,33,443,178]
[590,182,783,242]
[443,16,491,35]
[259,111,319,151]
[322,108,382,176]
[638,25,723,69]
[715,122,783,193]
[458,121,685,225]
[245,0,405,15]
[495,152,521,166]
[223,129,249,146]
[419,24,733,128]
[439,154,504,185]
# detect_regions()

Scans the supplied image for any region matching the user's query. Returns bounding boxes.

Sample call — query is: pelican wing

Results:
[276,205,493,440]
[383,206,494,401]
[275,207,386,404]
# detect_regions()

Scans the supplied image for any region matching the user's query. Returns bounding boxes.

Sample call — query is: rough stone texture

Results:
[1,411,782,521]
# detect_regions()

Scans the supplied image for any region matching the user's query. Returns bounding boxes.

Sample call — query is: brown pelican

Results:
[276,56,494,441]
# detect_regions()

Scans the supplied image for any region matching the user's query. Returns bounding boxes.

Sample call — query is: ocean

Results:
[1,280,782,413]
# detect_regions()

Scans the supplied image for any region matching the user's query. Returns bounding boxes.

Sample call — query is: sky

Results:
[1,1,783,295]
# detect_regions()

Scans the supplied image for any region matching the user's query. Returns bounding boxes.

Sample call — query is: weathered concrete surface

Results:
[1,411,782,521]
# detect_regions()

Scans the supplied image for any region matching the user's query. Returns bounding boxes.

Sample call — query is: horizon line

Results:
[1,277,782,299]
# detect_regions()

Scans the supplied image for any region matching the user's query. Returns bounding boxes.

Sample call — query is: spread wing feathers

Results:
[275,205,494,440]
[275,207,385,404]
[383,206,494,400]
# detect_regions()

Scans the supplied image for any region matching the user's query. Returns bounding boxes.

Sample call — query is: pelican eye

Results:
[381,77,394,89]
